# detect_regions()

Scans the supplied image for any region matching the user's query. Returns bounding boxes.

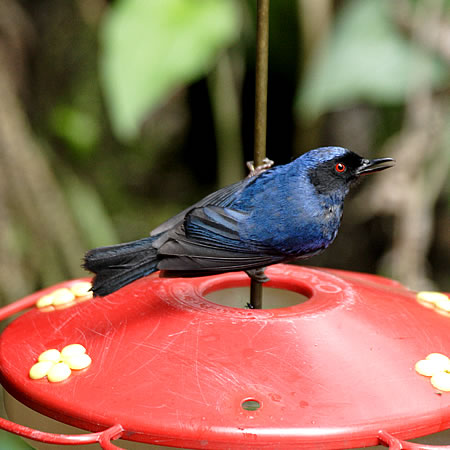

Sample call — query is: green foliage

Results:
[297,0,448,120]
[100,0,240,141]
[0,431,33,449]
[63,173,119,248]
[49,105,100,157]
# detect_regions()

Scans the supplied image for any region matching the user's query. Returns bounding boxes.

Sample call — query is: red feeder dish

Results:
[0,264,449,449]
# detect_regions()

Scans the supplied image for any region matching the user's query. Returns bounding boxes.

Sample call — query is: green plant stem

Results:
[208,52,245,187]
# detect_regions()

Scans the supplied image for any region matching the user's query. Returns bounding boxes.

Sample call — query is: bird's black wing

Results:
[156,205,284,274]
[150,177,255,236]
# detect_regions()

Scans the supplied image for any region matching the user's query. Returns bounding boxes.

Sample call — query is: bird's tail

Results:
[83,237,159,296]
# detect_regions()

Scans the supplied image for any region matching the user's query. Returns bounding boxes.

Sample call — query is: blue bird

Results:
[84,147,395,296]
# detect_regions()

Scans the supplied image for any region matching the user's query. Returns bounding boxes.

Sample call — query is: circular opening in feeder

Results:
[241,398,261,411]
[204,286,310,309]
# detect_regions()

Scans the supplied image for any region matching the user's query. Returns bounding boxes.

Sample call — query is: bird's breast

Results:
[320,203,343,240]
[239,200,343,256]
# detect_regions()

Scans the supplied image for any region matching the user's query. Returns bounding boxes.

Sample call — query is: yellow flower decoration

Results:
[29,344,92,383]
[415,353,450,392]
[416,291,450,317]
[36,282,93,310]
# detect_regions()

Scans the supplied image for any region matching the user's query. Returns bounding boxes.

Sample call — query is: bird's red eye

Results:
[335,163,346,173]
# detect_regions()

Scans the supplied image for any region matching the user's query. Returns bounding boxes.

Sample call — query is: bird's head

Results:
[304,147,395,196]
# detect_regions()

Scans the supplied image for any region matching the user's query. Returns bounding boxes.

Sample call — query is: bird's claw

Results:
[245,268,270,283]
[246,158,274,178]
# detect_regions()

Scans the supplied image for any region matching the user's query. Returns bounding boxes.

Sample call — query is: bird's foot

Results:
[246,158,274,178]
[245,267,270,283]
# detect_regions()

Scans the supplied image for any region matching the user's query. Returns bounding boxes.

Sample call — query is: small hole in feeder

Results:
[205,286,310,310]
[241,399,261,411]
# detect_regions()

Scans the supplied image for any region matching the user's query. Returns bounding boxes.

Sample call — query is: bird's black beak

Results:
[356,157,396,175]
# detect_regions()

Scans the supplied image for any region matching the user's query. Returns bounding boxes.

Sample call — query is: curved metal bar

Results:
[0,296,37,321]
[379,430,450,449]
[98,424,125,449]
[0,416,124,446]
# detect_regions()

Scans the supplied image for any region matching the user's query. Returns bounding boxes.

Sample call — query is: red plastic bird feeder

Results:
[0,264,449,449]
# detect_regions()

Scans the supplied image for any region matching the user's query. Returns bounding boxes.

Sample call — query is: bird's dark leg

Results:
[246,158,274,178]
[245,268,269,309]
[245,267,270,283]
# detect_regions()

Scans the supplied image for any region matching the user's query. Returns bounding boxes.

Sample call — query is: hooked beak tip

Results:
[356,157,396,175]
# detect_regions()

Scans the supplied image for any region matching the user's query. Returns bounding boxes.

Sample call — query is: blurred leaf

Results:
[49,105,100,157]
[100,0,240,141]
[297,0,448,120]
[0,431,33,449]
[63,173,119,248]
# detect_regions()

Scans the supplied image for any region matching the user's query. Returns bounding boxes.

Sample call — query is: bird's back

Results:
[228,161,343,256]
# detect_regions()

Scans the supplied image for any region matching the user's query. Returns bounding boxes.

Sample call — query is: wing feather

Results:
[157,205,283,273]
[150,177,254,236]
